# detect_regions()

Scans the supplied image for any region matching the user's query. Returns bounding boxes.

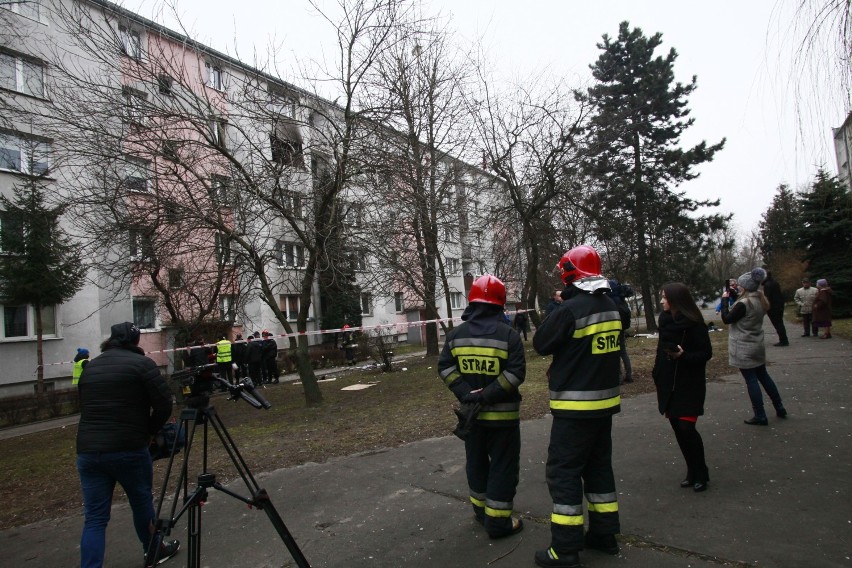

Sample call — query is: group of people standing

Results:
[183,331,281,387]
[794,277,834,339]
[437,246,826,568]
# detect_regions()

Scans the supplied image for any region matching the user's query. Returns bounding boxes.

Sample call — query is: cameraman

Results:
[76,322,180,567]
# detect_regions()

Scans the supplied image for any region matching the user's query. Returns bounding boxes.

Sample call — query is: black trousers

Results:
[801,313,817,336]
[465,425,520,537]
[546,417,620,553]
[668,417,708,483]
[767,310,788,343]
[217,361,234,384]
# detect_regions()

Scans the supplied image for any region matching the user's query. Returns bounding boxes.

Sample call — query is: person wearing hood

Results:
[721,268,788,425]
[812,279,833,339]
[532,245,622,568]
[438,274,526,540]
[75,322,180,567]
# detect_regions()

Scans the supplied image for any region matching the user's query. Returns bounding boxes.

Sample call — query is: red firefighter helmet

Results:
[558,245,602,285]
[468,274,506,306]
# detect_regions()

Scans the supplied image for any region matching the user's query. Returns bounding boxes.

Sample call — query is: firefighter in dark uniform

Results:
[532,245,622,568]
[438,274,526,539]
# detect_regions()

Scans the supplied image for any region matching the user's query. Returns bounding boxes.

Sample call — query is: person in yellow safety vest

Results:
[215,336,234,385]
[72,348,90,385]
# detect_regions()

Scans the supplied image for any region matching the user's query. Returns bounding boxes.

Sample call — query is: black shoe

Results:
[585,532,619,555]
[535,548,580,568]
[693,481,708,492]
[488,516,523,539]
[146,539,180,567]
[801,334,810,337]
[776,408,788,418]
[680,478,693,488]
[744,417,768,426]
[773,341,789,347]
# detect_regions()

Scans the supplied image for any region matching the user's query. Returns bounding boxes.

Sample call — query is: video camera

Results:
[170,363,271,410]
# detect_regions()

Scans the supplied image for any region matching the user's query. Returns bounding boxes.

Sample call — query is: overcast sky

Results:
[126,0,849,233]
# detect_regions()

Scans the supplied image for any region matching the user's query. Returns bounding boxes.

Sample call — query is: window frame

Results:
[132,297,157,330]
[0,211,25,253]
[1,302,58,341]
[168,267,184,290]
[450,291,464,310]
[122,156,151,192]
[360,292,372,316]
[209,116,227,149]
[206,62,223,90]
[445,257,460,275]
[276,240,306,269]
[219,294,236,321]
[0,131,50,175]
[1,1,41,21]
[394,292,404,313]
[279,294,306,321]
[123,87,146,127]
[0,50,45,98]
[118,26,142,60]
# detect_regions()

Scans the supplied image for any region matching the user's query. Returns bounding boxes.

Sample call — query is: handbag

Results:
[149,417,186,461]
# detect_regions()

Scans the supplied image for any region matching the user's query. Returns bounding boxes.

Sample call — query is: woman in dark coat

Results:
[812,278,833,339]
[652,283,713,492]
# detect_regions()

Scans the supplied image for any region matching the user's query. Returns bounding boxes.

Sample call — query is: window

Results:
[1,1,40,20]
[206,63,222,90]
[268,88,295,118]
[276,240,305,268]
[157,74,173,95]
[0,132,50,175]
[118,26,142,60]
[209,174,230,204]
[132,298,156,329]
[168,268,184,289]
[446,257,460,275]
[360,293,372,316]
[163,201,180,223]
[271,134,301,167]
[450,292,464,310]
[394,292,404,313]
[123,88,146,126]
[345,203,364,227]
[128,227,154,260]
[349,250,367,272]
[0,211,24,253]
[215,232,231,264]
[161,139,179,162]
[283,191,303,219]
[209,117,226,148]
[219,294,235,321]
[122,157,150,192]
[0,51,45,97]
[1,303,57,340]
[280,294,301,321]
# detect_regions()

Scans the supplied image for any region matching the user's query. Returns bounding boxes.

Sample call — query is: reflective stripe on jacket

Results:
[438,312,525,426]
[533,285,622,419]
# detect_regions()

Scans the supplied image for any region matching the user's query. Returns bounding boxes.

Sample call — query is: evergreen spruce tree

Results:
[577,22,727,331]
[0,180,86,395]
[796,170,852,316]
[758,184,802,268]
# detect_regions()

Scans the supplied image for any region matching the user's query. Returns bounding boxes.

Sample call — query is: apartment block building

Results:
[0,0,510,396]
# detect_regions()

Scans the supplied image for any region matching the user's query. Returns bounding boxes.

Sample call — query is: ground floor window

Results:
[0,303,56,340]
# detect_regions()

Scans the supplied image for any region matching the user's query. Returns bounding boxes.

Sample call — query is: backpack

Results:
[149,417,186,461]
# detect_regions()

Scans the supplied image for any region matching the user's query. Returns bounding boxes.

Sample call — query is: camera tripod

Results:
[146,395,311,568]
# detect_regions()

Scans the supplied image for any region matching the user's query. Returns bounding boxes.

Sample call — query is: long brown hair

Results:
[660,282,704,324]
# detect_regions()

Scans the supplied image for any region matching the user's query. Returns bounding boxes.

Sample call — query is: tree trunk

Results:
[295,334,322,406]
[35,303,45,399]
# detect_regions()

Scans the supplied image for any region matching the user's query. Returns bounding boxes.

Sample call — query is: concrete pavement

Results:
[2,321,850,567]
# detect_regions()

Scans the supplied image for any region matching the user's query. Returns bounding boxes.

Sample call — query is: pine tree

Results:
[577,22,727,331]
[0,180,86,395]
[758,184,802,268]
[796,170,852,316]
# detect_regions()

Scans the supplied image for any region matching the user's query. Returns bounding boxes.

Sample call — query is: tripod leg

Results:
[254,489,312,568]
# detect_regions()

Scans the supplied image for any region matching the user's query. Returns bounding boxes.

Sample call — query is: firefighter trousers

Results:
[465,424,520,537]
[546,416,620,552]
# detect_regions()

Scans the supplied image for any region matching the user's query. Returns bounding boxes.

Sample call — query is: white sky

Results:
[125,0,849,233]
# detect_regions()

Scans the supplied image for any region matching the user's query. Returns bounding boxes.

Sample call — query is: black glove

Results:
[461,391,485,404]
[453,402,481,440]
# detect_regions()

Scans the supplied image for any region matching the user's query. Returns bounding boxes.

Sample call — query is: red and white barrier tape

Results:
[38,309,532,371]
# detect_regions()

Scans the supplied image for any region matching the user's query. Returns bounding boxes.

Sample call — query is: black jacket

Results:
[762,276,784,315]
[438,303,525,427]
[652,311,712,417]
[231,340,246,364]
[76,345,173,453]
[533,285,622,419]
[246,339,263,363]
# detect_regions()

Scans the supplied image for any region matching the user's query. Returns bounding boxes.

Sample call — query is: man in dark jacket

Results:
[76,322,180,568]
[762,270,789,346]
[438,274,526,539]
[231,333,247,379]
[261,330,279,384]
[532,246,622,568]
[246,333,264,386]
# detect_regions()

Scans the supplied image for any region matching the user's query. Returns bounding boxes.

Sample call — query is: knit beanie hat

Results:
[109,322,141,346]
[738,267,767,292]
[816,278,828,288]
[77,347,89,357]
